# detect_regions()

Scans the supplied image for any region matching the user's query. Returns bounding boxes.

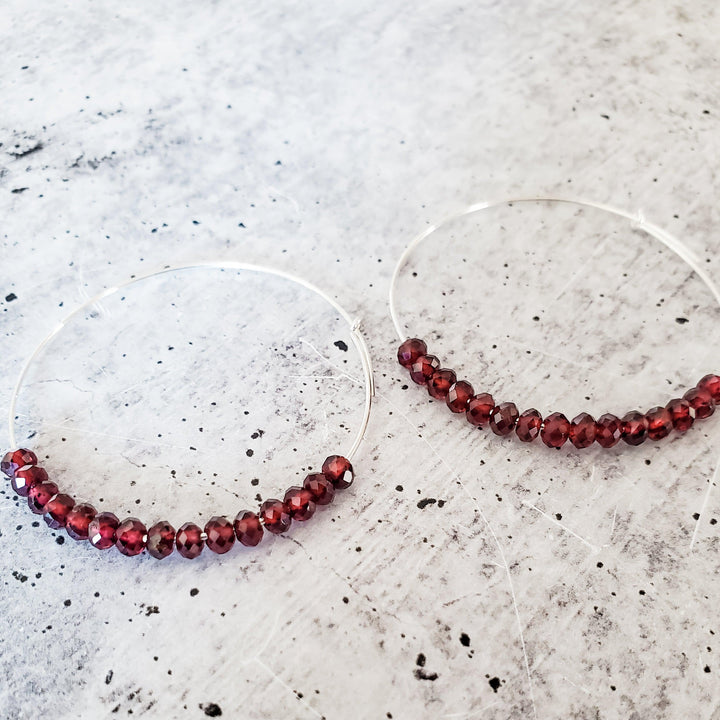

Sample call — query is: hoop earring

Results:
[2,262,374,559]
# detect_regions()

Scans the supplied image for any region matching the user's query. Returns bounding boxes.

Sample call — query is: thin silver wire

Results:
[8,261,375,462]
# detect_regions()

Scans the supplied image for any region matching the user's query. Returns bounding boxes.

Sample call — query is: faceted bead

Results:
[428,368,457,400]
[409,355,440,385]
[27,480,59,514]
[88,512,119,549]
[65,503,97,541]
[595,413,622,448]
[205,516,235,554]
[683,387,715,420]
[233,510,264,547]
[541,412,570,449]
[489,402,519,436]
[115,518,148,556]
[645,406,673,441]
[2,448,38,478]
[515,409,542,442]
[666,398,693,433]
[303,473,335,505]
[698,374,720,403]
[621,411,648,446]
[176,522,204,559]
[260,499,292,534]
[284,486,316,521]
[44,493,76,530]
[569,413,596,449]
[466,393,495,427]
[322,455,354,489]
[11,466,48,497]
[446,381,474,413]
[397,338,428,368]
[146,521,175,559]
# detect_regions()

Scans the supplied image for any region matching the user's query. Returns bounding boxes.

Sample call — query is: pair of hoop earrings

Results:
[4,197,718,560]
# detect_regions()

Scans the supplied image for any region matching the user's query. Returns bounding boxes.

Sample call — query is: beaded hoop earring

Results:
[389,197,720,450]
[2,262,374,559]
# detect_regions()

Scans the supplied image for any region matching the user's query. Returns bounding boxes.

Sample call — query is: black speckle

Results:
[204,703,222,717]
[676,317,689,324]
[334,340,348,352]
[342,596,349,604]
[5,293,17,302]
[64,599,71,607]
[11,188,28,194]
[488,677,501,692]
[190,588,199,597]
[417,498,436,510]
[416,653,426,667]
[555,513,562,521]
[600,113,610,119]
[105,670,113,685]
[246,449,254,457]
[459,633,470,647]
[9,141,43,158]
[693,512,700,520]
[597,561,604,568]
[395,485,403,492]
[56,536,65,545]
[704,665,711,673]
[250,478,259,486]
[414,668,438,681]
[145,605,159,616]
[12,570,28,583]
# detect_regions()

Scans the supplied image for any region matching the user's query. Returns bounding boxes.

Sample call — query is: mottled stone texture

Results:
[1,1,720,718]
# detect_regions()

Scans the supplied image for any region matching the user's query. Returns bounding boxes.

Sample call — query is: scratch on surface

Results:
[608,503,618,544]
[442,701,501,718]
[522,501,600,553]
[689,453,720,551]
[254,658,322,718]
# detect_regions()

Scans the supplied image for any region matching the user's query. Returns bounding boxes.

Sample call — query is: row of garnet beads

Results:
[1,449,354,559]
[398,338,720,449]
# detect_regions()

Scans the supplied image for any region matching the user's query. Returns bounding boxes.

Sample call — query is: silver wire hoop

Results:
[9,261,375,461]
[389,195,720,341]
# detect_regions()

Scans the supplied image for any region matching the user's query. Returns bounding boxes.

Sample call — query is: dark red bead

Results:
[515,409,542,442]
[683,387,715,420]
[27,480,59,514]
[541,412,570,448]
[115,518,147,556]
[489,402,519,436]
[596,413,622,448]
[446,381,474,413]
[303,473,335,505]
[44,493,76,529]
[204,516,235,554]
[621,411,648,446]
[409,355,440,385]
[645,406,673,441]
[146,521,175,559]
[398,338,428,368]
[466,393,495,427]
[698,374,720,403]
[65,503,97,540]
[284,486,316,521]
[11,466,48,497]
[428,368,457,400]
[666,398,693,433]
[322,455,354,489]
[2,448,38,478]
[88,512,119,549]
[234,510,264,546]
[176,522,204,559]
[569,413,596,449]
[260,499,292,534]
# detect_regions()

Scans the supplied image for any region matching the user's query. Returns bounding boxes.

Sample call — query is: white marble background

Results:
[1,1,720,718]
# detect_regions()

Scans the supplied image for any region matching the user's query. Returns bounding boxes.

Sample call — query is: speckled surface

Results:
[1,1,720,718]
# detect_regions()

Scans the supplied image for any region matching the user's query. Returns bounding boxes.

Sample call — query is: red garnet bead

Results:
[234,510,264,547]
[645,406,673,441]
[322,455,354,489]
[205,516,235,554]
[409,355,440,385]
[490,402,519,436]
[1,448,37,478]
[88,512,119,549]
[428,368,457,400]
[398,338,428,368]
[147,521,175,559]
[569,413,596,449]
[666,398,693,433]
[284,486,317,521]
[66,503,97,541]
[176,522,204,559]
[467,393,495,427]
[446,380,474,413]
[541,412,571,449]
[596,413,622,448]
[516,409,542,442]
[115,518,148,556]
[44,493,76,529]
[303,473,335,505]
[27,480,59,514]
[11,466,48,497]
[260,499,292,534]
[621,411,648,446]
[698,373,720,403]
[683,387,715,420]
